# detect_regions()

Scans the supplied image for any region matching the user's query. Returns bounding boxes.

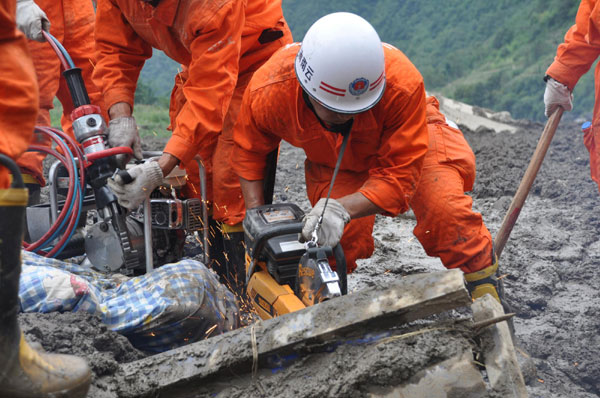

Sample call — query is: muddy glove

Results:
[16,0,50,42]
[106,116,143,166]
[301,198,351,247]
[106,161,163,210]
[544,77,573,117]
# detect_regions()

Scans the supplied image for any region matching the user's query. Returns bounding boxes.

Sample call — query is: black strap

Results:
[300,89,354,246]
[310,129,351,246]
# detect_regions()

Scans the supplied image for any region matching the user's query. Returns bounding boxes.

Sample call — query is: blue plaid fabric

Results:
[20,251,239,352]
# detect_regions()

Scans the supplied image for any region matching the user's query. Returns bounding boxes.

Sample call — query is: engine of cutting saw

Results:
[25,156,205,275]
[243,203,347,320]
[19,40,209,276]
[23,71,206,275]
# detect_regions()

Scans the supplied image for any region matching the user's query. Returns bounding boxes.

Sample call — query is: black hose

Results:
[0,154,24,188]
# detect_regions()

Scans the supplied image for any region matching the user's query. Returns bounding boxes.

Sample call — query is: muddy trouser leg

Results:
[0,155,92,398]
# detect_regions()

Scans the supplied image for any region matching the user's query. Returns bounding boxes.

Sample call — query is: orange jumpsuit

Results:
[0,0,38,189]
[547,0,600,192]
[16,0,103,185]
[233,44,494,274]
[93,0,292,226]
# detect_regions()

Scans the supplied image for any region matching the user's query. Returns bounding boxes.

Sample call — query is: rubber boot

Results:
[465,255,515,336]
[0,179,92,398]
[222,229,246,299]
[464,258,500,302]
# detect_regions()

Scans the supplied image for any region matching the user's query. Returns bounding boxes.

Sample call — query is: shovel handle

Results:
[494,107,564,259]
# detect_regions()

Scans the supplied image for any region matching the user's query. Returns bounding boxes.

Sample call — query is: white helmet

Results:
[295,12,386,114]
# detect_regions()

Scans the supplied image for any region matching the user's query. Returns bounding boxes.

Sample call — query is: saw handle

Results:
[116,169,134,184]
[333,244,347,295]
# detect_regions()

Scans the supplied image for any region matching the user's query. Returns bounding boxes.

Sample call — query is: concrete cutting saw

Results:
[243,202,347,320]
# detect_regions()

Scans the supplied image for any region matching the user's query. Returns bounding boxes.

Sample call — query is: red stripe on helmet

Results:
[320,85,346,96]
[369,72,384,91]
[320,81,346,92]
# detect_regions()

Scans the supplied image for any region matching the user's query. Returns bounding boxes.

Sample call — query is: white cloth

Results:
[301,198,351,248]
[107,116,143,165]
[107,161,163,210]
[544,77,573,117]
[16,0,50,42]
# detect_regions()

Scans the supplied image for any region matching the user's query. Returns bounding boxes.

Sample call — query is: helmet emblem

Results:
[349,77,369,96]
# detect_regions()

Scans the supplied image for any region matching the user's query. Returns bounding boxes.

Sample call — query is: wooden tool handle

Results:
[494,107,564,259]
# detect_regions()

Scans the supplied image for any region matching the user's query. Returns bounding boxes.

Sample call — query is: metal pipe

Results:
[142,151,163,159]
[48,160,61,224]
[143,197,154,273]
[194,156,209,265]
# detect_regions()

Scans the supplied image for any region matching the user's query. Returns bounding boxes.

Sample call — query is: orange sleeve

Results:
[358,83,429,217]
[231,86,282,181]
[546,0,600,90]
[163,1,245,165]
[93,0,153,111]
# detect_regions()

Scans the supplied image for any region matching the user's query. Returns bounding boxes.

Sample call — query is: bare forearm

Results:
[337,192,383,219]
[157,152,180,176]
[108,102,132,119]
[239,177,264,209]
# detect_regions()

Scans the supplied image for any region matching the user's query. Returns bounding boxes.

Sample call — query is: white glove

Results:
[301,198,351,248]
[107,161,163,210]
[544,77,573,117]
[107,116,143,166]
[16,0,50,42]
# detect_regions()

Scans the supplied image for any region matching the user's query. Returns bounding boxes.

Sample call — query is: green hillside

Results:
[138,1,597,122]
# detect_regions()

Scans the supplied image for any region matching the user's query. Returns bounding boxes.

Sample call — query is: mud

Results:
[20,116,600,397]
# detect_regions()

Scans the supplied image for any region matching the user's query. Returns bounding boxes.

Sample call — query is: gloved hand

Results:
[106,116,143,166]
[16,0,50,42]
[544,77,573,117]
[301,198,351,247]
[106,161,163,210]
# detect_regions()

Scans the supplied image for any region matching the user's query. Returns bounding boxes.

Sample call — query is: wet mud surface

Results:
[20,119,600,397]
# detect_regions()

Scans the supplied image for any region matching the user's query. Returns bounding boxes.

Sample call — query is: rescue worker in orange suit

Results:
[15,0,105,204]
[94,0,292,293]
[544,0,600,193]
[232,12,500,301]
[0,1,91,396]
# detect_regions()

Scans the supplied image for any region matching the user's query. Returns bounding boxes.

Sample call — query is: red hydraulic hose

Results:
[36,127,86,253]
[24,127,83,253]
[41,31,69,70]
[86,146,133,162]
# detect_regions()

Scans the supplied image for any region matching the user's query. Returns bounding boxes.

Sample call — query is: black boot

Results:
[0,156,91,398]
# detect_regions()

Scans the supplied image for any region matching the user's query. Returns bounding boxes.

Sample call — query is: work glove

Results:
[16,0,50,42]
[106,116,143,166]
[301,198,351,248]
[544,77,573,117]
[106,161,163,210]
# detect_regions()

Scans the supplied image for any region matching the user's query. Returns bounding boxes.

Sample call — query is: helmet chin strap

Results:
[301,90,354,247]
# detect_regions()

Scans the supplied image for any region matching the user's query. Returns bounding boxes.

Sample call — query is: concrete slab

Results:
[472,294,528,397]
[117,269,471,398]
